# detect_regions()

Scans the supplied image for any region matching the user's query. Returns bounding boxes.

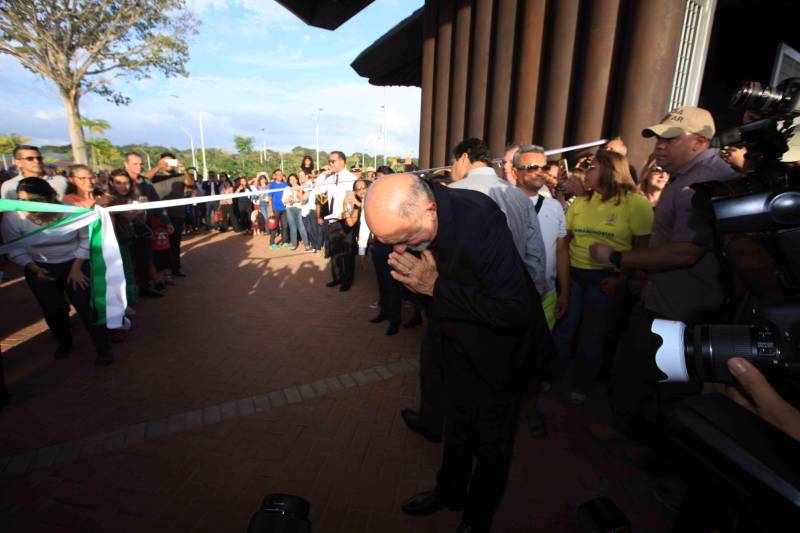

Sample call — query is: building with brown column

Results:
[279,0,800,170]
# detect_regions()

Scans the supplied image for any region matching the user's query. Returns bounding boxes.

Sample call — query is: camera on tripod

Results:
[650,77,800,386]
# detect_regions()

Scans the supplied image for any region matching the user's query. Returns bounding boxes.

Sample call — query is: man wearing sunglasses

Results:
[1,145,68,200]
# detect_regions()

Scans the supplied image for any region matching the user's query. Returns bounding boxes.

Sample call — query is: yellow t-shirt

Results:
[566,192,653,269]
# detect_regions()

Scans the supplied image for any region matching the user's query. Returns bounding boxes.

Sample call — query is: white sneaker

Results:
[369,300,379,309]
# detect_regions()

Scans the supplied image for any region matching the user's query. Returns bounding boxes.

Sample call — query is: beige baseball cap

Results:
[642,106,716,139]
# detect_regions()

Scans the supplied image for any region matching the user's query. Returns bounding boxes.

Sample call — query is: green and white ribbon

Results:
[0,179,362,330]
[0,200,128,329]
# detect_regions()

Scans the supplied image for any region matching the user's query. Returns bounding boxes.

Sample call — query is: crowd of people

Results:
[2,103,799,531]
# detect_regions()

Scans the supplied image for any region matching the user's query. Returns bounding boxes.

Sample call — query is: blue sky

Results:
[0,0,423,157]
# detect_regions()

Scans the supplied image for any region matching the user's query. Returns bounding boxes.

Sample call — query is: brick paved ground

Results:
[0,230,672,532]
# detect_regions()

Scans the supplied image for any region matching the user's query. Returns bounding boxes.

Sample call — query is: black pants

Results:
[321,218,331,257]
[220,204,240,231]
[237,203,252,231]
[436,387,521,531]
[328,220,355,285]
[269,209,289,245]
[24,260,110,356]
[168,218,184,274]
[417,322,445,437]
[132,231,153,291]
[371,242,402,325]
[303,214,320,250]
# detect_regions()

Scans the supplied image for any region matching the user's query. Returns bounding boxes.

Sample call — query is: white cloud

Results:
[185,0,230,15]
[34,109,66,121]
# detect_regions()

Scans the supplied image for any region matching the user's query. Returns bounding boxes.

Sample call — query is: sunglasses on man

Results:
[515,163,546,172]
[20,156,43,162]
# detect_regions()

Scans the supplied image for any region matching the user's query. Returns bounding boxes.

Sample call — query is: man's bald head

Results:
[365,173,438,253]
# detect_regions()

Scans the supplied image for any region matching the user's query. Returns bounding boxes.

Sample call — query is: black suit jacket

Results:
[427,185,554,397]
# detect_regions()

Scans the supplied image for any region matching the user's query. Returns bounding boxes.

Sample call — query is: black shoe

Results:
[369,314,388,323]
[404,314,423,328]
[455,522,487,533]
[95,352,114,366]
[325,280,340,288]
[401,491,462,516]
[139,288,164,298]
[386,322,400,336]
[339,283,351,292]
[401,408,442,443]
[172,270,187,278]
[54,344,72,360]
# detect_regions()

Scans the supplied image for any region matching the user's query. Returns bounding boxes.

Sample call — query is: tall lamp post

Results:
[315,107,323,170]
[198,114,208,181]
[178,125,198,180]
[261,128,267,166]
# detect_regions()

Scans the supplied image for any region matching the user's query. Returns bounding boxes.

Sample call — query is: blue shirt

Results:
[268,181,286,211]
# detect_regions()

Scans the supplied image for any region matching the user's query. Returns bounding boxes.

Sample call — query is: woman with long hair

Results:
[234,177,253,232]
[639,155,670,207]
[282,173,310,250]
[218,174,240,232]
[107,169,141,306]
[1,178,113,365]
[300,155,314,176]
[550,150,653,404]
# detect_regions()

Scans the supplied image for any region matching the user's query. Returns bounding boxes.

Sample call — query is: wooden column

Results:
[615,0,685,169]
[466,0,493,140]
[511,0,547,144]
[538,0,579,150]
[431,0,455,167]
[571,0,621,145]
[447,0,473,152]
[418,0,438,169]
[487,0,518,156]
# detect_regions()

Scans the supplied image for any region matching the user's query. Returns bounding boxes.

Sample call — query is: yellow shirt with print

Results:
[566,192,654,269]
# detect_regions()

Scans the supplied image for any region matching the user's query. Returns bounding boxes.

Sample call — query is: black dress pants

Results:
[328,220,355,286]
[371,242,402,325]
[417,322,445,437]
[24,260,110,356]
[435,381,521,531]
[220,204,240,231]
[168,218,184,274]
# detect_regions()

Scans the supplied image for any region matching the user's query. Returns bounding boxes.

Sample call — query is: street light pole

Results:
[199,114,208,181]
[178,125,197,180]
[315,107,323,170]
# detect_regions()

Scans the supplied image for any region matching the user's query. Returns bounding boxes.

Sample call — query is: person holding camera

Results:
[589,106,735,439]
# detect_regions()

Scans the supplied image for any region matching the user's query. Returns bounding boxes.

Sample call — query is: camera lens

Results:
[730,81,786,114]
[652,320,779,384]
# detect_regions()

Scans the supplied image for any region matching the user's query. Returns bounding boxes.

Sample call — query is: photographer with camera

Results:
[589,107,735,441]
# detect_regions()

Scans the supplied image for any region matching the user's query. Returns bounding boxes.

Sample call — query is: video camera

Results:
[651,77,800,385]
[645,79,800,531]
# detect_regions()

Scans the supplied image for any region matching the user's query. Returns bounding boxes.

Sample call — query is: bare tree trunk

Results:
[60,90,88,164]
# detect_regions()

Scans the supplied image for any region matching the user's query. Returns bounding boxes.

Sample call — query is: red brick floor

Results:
[0,230,672,532]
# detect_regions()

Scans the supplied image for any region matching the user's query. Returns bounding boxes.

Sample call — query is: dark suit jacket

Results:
[427,185,554,397]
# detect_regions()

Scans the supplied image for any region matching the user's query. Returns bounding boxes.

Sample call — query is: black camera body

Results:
[652,79,800,385]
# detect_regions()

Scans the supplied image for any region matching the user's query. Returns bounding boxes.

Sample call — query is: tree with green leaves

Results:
[80,118,111,168]
[233,135,255,155]
[0,0,198,164]
[0,133,32,156]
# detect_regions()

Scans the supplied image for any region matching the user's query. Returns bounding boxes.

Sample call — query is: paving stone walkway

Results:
[0,230,672,532]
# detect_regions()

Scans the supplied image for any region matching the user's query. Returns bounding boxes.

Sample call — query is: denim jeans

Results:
[551,267,623,394]
[286,207,308,247]
[205,201,219,229]
[259,203,270,233]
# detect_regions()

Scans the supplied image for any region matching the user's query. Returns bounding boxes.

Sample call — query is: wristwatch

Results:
[609,250,623,268]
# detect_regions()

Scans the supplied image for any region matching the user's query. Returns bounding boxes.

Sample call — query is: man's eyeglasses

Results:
[354,186,367,191]
[328,159,337,164]
[515,163,546,172]
[20,156,43,162]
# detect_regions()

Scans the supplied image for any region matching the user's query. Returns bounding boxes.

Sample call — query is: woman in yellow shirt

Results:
[552,150,653,404]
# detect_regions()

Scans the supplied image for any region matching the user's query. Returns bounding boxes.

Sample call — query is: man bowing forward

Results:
[365,174,554,533]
